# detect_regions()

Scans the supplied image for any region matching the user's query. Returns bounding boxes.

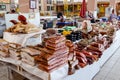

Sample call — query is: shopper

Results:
[60,15,65,22]
[43,20,48,29]
[86,11,95,23]
[10,9,16,14]
[57,12,63,18]
[109,9,117,22]
[86,10,90,19]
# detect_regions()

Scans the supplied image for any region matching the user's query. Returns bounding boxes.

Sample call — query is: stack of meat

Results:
[107,27,115,37]
[9,43,22,60]
[21,47,40,66]
[65,40,76,61]
[0,39,9,57]
[95,35,112,49]
[37,35,69,72]
[75,42,103,68]
[65,40,75,53]
[75,39,89,50]
[117,21,120,30]
[75,34,113,68]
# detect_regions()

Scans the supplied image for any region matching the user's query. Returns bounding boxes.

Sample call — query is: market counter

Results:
[0,30,120,80]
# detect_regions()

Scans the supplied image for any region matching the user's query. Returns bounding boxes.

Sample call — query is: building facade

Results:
[54,0,120,17]
[56,0,81,17]
[1,0,120,18]
[39,0,56,16]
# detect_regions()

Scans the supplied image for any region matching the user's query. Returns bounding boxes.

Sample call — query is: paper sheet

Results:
[3,30,45,46]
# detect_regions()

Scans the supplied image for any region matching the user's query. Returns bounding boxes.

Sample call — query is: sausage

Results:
[87,45,102,53]
[87,50,102,58]
[82,50,92,56]
[90,42,100,47]
[76,51,86,59]
[76,56,87,64]
[78,62,87,68]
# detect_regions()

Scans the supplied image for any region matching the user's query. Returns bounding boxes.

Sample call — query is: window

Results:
[47,6,50,11]
[51,6,54,10]
[39,0,41,3]
[57,1,63,4]
[39,6,41,11]
[0,5,6,10]
[47,0,52,4]
[47,6,54,11]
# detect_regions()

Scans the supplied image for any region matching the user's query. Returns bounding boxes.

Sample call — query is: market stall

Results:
[0,14,120,80]
[0,29,120,80]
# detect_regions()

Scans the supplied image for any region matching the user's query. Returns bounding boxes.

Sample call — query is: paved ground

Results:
[93,46,120,80]
[0,63,27,80]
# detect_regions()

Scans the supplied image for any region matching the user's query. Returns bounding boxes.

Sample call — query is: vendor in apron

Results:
[81,20,93,39]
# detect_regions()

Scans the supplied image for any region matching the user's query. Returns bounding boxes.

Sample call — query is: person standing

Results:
[109,9,117,22]
[43,20,48,29]
[60,15,65,22]
[86,11,95,23]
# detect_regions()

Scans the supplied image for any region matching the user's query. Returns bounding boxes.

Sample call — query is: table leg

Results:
[7,66,13,80]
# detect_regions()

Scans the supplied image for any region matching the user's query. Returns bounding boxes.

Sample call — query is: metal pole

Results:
[50,0,52,20]
[71,0,74,26]
[73,0,74,17]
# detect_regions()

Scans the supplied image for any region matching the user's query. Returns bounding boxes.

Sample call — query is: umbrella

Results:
[80,0,87,18]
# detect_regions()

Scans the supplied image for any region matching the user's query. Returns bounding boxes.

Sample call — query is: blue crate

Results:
[102,18,108,22]
[117,16,120,20]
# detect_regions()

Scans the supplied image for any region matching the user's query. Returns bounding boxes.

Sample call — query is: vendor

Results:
[10,9,16,14]
[43,20,48,29]
[81,20,93,34]
[81,20,93,39]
